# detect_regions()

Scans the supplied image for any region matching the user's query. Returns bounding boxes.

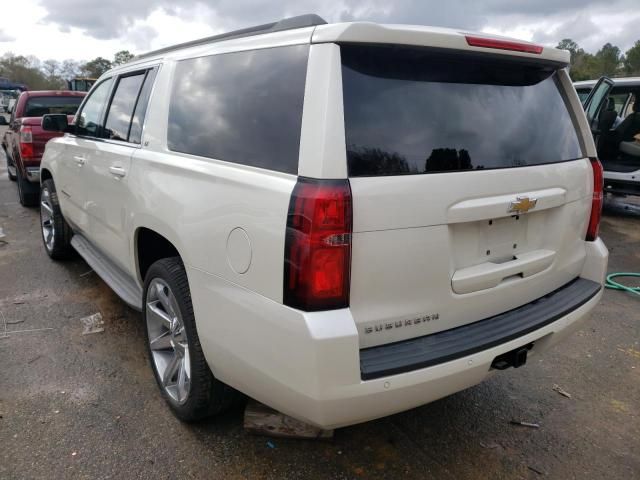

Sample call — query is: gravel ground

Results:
[0,120,639,479]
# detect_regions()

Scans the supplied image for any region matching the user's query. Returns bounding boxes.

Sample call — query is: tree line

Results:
[558,39,640,80]
[0,50,134,90]
[2,39,640,90]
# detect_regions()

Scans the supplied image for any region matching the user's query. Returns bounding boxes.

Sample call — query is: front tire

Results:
[40,179,74,259]
[143,257,239,422]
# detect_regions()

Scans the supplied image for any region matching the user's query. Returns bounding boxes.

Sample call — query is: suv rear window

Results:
[341,45,584,177]
[24,96,82,117]
[168,45,308,174]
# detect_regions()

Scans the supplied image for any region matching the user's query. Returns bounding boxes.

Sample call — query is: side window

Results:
[104,72,146,142]
[167,45,309,174]
[76,79,113,137]
[128,69,157,144]
[609,92,628,116]
[623,94,636,118]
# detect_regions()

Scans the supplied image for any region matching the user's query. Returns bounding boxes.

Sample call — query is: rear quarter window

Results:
[168,45,309,174]
[341,45,584,177]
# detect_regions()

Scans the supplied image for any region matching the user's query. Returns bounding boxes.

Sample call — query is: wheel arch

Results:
[40,167,53,184]
[134,226,184,284]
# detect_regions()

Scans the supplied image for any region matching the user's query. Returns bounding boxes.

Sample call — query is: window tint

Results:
[24,96,83,117]
[341,45,584,177]
[168,45,308,174]
[129,69,157,144]
[104,73,146,142]
[76,78,113,137]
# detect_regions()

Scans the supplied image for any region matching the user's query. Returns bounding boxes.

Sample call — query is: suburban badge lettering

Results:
[364,313,441,334]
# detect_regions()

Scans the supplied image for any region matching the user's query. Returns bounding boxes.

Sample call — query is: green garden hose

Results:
[605,272,640,297]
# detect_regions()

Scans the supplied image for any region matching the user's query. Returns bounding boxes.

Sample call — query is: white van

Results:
[39,15,608,428]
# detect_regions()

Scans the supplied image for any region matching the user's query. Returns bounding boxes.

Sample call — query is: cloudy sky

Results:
[0,0,639,62]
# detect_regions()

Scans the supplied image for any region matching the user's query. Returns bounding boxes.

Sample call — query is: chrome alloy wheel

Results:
[146,278,191,404]
[40,187,55,252]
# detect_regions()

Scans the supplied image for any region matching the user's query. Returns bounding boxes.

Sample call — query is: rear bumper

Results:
[189,238,608,429]
[360,278,600,380]
[319,291,603,429]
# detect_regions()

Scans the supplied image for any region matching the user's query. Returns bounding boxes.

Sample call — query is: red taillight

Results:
[586,157,604,241]
[465,35,543,54]
[284,178,352,311]
[19,125,34,159]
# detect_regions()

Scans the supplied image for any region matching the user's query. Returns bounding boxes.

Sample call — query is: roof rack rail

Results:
[135,14,327,60]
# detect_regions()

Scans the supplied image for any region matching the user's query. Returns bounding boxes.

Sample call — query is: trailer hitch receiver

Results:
[491,343,533,370]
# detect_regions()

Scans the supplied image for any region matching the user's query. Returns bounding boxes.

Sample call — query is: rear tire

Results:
[40,179,74,259]
[143,257,239,422]
[16,168,39,206]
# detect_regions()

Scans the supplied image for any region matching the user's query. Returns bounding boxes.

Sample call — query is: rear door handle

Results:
[73,155,85,166]
[109,165,126,178]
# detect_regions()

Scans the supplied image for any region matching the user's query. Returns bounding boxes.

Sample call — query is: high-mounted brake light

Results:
[284,178,352,311]
[586,157,603,241]
[19,125,34,160]
[465,35,543,54]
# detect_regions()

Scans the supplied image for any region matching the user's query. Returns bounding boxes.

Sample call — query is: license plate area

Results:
[450,213,532,270]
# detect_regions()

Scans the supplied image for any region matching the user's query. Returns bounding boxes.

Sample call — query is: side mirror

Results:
[42,114,69,132]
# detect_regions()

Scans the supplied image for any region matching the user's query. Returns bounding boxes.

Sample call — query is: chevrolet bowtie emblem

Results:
[508,196,537,214]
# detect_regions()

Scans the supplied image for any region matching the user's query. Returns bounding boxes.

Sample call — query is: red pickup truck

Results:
[2,90,85,206]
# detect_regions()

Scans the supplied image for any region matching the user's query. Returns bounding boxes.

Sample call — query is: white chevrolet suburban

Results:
[39,15,608,429]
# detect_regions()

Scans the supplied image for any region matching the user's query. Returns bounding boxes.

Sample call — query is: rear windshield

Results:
[24,96,82,117]
[341,45,584,177]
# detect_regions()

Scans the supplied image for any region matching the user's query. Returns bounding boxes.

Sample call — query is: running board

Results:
[71,234,143,311]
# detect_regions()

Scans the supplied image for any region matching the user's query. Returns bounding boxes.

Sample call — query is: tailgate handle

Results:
[452,249,556,295]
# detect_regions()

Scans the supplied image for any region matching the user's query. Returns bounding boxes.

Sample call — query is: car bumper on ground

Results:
[188,238,608,429]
